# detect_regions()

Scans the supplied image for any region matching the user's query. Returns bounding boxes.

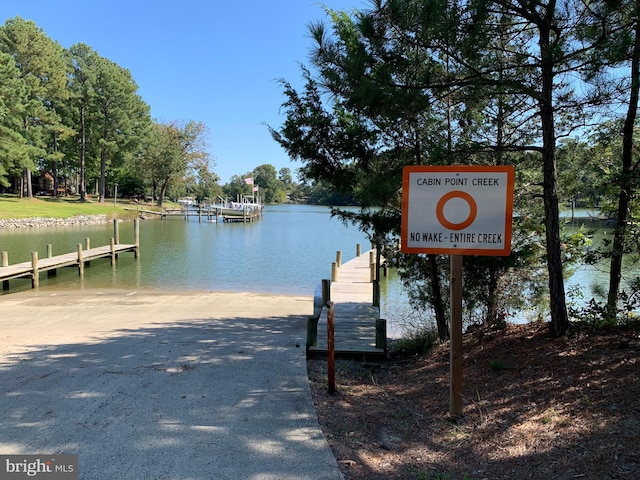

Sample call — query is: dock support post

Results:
[47,244,57,277]
[134,218,140,258]
[85,238,91,267]
[110,238,116,266]
[321,279,331,305]
[331,262,338,282]
[375,318,387,351]
[2,251,8,290]
[113,220,120,259]
[307,316,319,348]
[31,252,39,288]
[327,301,336,394]
[77,244,84,276]
[113,219,120,244]
[336,250,342,268]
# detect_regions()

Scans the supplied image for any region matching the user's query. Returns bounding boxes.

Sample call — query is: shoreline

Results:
[0,214,112,229]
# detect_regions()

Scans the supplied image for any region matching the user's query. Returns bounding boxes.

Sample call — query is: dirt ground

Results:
[307,322,640,480]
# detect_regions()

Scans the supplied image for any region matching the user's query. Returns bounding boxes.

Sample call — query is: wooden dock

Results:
[1,219,139,290]
[307,247,387,360]
[125,206,262,223]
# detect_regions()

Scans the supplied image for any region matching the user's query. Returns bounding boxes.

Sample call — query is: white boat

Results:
[210,195,263,222]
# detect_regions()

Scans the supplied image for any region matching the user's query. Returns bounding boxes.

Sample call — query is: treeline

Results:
[271,0,640,337]
[0,16,356,208]
[0,17,219,206]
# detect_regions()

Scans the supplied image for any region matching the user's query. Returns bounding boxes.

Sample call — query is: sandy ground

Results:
[0,289,343,480]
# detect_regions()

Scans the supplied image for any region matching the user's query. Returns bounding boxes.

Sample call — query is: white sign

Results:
[401,166,515,256]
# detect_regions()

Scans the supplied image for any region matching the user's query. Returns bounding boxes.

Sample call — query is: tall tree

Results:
[584,0,640,318]
[66,43,101,201]
[91,57,150,203]
[272,6,454,339]
[0,17,69,198]
[138,120,210,207]
[0,51,30,187]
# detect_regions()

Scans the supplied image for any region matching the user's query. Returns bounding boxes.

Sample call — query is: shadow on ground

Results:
[0,314,342,480]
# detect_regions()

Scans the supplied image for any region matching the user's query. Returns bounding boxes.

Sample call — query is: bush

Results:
[389,326,438,358]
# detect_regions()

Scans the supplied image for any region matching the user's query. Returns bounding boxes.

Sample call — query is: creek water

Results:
[0,204,632,332]
[0,204,406,332]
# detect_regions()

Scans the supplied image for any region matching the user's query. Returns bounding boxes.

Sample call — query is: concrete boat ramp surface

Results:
[0,290,343,479]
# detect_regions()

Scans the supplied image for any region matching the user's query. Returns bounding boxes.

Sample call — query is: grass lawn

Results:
[0,194,149,220]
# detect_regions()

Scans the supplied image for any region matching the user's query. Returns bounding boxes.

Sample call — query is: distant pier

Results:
[126,205,262,223]
[0,219,139,290]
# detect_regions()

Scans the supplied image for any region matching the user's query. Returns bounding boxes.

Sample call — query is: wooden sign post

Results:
[401,165,515,417]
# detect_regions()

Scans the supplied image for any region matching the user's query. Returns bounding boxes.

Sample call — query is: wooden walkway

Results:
[307,249,386,360]
[1,219,139,290]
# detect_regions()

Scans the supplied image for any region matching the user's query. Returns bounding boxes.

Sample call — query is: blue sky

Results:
[0,1,368,184]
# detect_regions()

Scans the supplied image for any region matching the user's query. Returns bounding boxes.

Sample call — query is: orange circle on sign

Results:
[436,191,477,230]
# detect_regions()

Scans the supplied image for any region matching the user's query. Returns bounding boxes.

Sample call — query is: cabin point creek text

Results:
[415,176,501,186]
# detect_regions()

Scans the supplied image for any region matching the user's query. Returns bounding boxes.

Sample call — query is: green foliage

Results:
[568,277,640,328]
[269,0,640,338]
[389,326,438,358]
[0,51,30,186]
[0,17,69,196]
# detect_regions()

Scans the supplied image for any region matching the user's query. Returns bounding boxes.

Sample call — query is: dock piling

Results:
[113,220,120,244]
[321,279,331,305]
[77,244,84,276]
[2,252,8,290]
[46,245,57,277]
[110,238,116,265]
[31,252,39,288]
[375,319,387,351]
[85,238,91,267]
[134,218,140,258]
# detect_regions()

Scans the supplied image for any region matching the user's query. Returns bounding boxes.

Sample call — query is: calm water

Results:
[0,205,371,293]
[0,205,632,330]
